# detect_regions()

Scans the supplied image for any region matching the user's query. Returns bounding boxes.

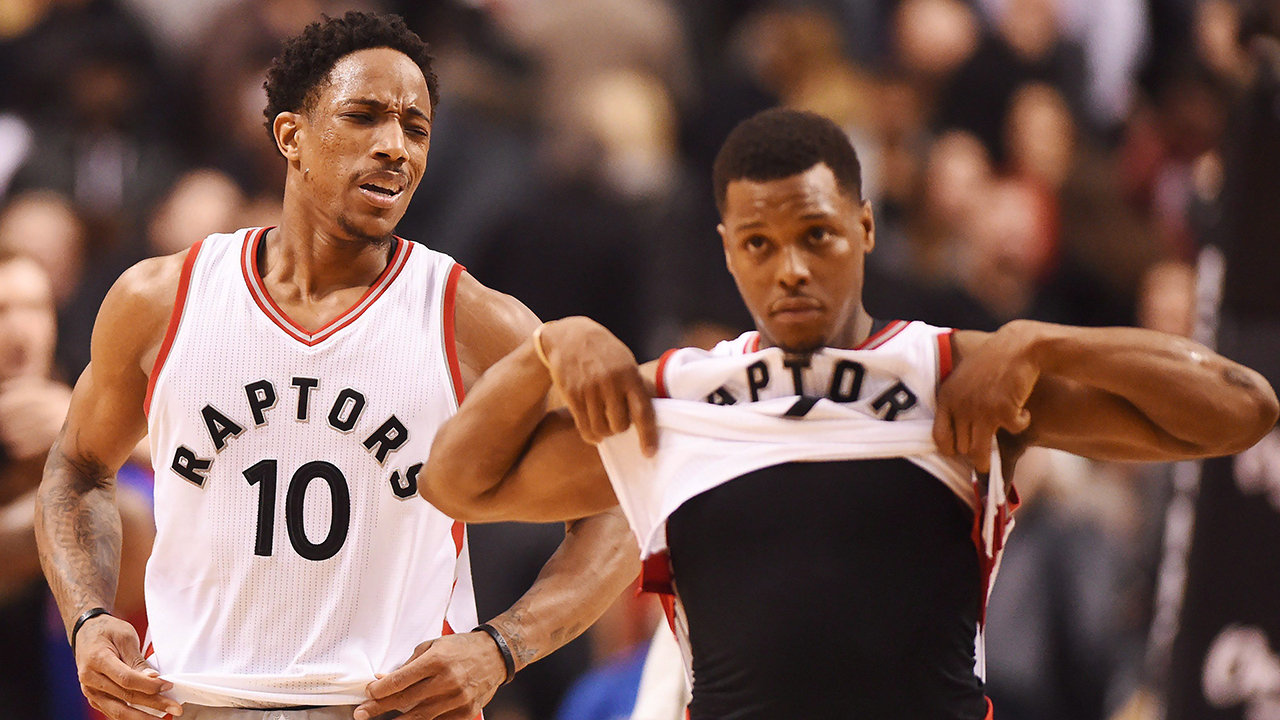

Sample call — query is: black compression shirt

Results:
[665,458,989,720]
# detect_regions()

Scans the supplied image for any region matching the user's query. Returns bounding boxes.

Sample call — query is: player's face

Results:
[0,258,57,382]
[286,48,431,242]
[719,163,873,353]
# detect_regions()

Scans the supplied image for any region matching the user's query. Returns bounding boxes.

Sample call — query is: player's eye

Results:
[807,226,830,243]
[744,235,770,251]
[407,125,429,138]
[345,112,374,123]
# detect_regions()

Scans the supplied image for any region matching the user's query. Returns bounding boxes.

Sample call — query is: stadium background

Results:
[1,0,1279,719]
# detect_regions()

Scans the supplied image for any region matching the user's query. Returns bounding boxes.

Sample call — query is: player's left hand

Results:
[934,322,1041,472]
[355,631,505,720]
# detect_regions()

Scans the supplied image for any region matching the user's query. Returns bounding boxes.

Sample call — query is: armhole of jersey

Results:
[937,329,955,383]
[654,348,678,398]
[144,239,204,417]
[443,262,466,406]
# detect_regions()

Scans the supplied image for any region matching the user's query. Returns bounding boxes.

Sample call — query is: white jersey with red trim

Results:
[143,227,476,707]
[598,321,1016,682]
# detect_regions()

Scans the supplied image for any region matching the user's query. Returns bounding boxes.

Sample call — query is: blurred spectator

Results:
[554,583,659,720]
[985,448,1131,720]
[146,169,247,257]
[934,0,1088,164]
[0,191,105,379]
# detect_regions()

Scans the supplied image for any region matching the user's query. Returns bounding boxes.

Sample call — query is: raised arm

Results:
[357,274,650,720]
[35,253,186,720]
[423,314,657,524]
[936,320,1279,470]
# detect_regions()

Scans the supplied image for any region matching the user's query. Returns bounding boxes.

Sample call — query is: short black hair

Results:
[263,11,439,138]
[712,108,862,213]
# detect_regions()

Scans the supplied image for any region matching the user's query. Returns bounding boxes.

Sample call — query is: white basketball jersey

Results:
[143,227,477,707]
[598,322,1016,683]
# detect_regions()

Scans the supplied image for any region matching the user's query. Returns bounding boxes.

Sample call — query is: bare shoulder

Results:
[452,270,541,389]
[95,250,191,376]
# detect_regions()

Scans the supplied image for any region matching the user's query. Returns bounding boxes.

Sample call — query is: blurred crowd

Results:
[0,0,1276,719]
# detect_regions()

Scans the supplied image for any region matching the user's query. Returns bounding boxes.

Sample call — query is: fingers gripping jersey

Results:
[143,228,477,707]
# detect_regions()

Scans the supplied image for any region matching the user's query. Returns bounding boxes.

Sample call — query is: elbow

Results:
[1199,374,1280,456]
[418,454,495,524]
[1236,379,1280,452]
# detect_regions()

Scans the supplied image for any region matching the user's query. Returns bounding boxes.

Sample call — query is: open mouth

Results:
[357,180,404,208]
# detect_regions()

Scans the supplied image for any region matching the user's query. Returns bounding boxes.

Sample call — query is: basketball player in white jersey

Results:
[33,12,645,720]
[418,109,1280,719]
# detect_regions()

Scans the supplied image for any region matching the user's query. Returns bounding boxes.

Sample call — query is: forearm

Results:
[1022,321,1279,451]
[425,339,553,511]
[34,444,123,636]
[485,508,639,671]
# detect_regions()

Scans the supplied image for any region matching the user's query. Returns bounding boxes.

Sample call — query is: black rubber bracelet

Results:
[71,607,111,658]
[474,623,516,685]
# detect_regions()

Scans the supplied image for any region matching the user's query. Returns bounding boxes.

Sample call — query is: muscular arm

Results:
[360,273,640,720]
[33,253,183,720]
[35,256,176,633]
[449,273,641,667]
[942,321,1279,466]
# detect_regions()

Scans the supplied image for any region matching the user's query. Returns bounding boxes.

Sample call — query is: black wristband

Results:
[474,623,516,685]
[71,607,111,658]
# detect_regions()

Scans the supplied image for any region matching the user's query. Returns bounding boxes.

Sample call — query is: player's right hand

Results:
[73,613,183,719]
[539,317,659,455]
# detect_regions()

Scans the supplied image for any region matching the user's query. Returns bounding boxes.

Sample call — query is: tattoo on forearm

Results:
[36,438,122,633]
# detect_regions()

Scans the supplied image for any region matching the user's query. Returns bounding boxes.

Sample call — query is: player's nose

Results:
[371,120,408,164]
[776,245,812,287]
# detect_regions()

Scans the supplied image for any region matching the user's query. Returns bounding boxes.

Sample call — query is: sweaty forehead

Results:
[723,164,852,227]
[316,47,428,110]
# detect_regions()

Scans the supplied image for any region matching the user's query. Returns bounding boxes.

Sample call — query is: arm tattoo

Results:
[36,434,122,636]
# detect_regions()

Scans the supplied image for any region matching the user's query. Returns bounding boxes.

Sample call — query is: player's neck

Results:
[266,215,395,301]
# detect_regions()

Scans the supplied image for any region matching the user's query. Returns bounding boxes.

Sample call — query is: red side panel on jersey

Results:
[145,238,203,417]
[641,551,675,595]
[970,480,1019,625]
[938,330,955,381]
[443,262,466,405]
[985,697,994,719]
[654,348,678,398]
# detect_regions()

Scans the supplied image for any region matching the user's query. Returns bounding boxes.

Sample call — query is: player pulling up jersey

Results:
[416,109,1277,720]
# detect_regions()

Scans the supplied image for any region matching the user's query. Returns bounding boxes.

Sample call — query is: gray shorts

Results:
[180,707,397,720]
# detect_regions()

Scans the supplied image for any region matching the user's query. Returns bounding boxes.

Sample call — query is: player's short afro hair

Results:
[263,11,438,138]
[712,108,862,214]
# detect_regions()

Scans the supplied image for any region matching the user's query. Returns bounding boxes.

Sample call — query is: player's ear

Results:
[859,200,875,254]
[273,111,304,163]
[718,223,735,273]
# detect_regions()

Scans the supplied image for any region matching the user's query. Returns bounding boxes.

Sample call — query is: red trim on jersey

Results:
[970,478,1018,625]
[985,697,993,720]
[145,239,204,417]
[657,593,678,634]
[240,227,413,347]
[451,520,465,557]
[937,330,955,381]
[749,332,761,353]
[856,319,908,350]
[641,551,675,595]
[442,619,454,635]
[654,348,678,398]
[443,262,466,405]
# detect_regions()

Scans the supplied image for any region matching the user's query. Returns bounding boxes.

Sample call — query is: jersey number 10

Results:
[243,459,350,561]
